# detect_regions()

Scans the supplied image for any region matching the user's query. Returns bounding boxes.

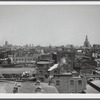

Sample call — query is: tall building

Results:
[5,41,9,46]
[84,35,91,48]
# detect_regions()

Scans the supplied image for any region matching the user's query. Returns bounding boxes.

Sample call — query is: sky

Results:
[0,5,100,46]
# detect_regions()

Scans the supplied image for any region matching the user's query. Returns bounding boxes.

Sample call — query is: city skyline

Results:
[0,5,100,46]
[0,4,100,94]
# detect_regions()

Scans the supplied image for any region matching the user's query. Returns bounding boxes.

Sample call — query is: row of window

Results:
[56,80,82,86]
[13,59,35,61]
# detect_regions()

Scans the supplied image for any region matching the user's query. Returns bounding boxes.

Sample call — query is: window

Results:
[70,80,74,85]
[56,80,60,86]
[78,80,82,85]
[40,71,43,75]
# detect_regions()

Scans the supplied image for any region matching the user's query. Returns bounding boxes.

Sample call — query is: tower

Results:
[84,35,91,48]
[5,41,8,46]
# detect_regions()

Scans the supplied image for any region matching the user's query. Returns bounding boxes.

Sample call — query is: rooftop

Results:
[19,82,58,93]
[85,84,99,93]
[37,61,53,65]
[0,81,58,93]
[0,68,35,74]
[91,80,100,88]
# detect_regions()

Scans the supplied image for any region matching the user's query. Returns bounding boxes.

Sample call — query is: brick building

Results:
[52,73,86,93]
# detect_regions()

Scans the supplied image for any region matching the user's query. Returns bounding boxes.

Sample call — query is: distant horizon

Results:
[0,5,100,46]
[1,37,99,47]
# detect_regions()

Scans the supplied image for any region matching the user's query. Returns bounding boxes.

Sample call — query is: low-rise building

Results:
[80,63,95,75]
[36,60,54,82]
[9,53,40,67]
[74,57,96,75]
[52,73,86,93]
[56,51,75,70]
[48,62,86,93]
[36,53,55,82]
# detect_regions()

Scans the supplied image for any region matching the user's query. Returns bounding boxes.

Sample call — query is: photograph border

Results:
[0,1,100,99]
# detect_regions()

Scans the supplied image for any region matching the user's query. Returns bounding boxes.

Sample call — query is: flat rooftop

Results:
[0,81,58,93]
[91,80,100,88]
[0,68,35,74]
[37,61,53,64]
[0,81,15,93]
[19,82,58,93]
[85,84,99,93]
[0,81,100,93]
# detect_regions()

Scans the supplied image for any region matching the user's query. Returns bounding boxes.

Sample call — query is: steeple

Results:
[84,35,91,48]
[85,35,88,41]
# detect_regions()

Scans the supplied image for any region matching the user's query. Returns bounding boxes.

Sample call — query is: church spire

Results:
[84,35,91,48]
[85,35,88,41]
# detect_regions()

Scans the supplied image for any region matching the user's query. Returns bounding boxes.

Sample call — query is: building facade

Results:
[52,73,86,93]
[10,53,40,67]
[36,54,54,82]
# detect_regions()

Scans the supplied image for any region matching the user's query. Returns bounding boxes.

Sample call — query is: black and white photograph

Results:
[0,2,100,95]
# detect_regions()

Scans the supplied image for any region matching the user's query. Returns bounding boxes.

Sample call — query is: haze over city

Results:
[0,5,100,46]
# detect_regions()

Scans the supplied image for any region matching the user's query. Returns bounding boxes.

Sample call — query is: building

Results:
[84,35,91,48]
[93,44,100,50]
[36,54,55,82]
[38,54,52,61]
[52,73,86,93]
[92,44,100,59]
[48,60,86,93]
[56,51,75,70]
[80,63,95,75]
[36,60,54,82]
[11,53,40,67]
[74,57,96,75]
[95,59,100,67]
[0,67,36,80]
[48,50,76,76]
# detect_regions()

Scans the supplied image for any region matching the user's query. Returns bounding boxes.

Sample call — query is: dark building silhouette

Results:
[84,35,91,48]
[52,53,57,64]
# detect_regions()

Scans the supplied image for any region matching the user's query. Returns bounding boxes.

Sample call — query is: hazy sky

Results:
[0,5,100,46]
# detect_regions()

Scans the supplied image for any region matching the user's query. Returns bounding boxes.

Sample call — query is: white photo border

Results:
[0,1,100,98]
